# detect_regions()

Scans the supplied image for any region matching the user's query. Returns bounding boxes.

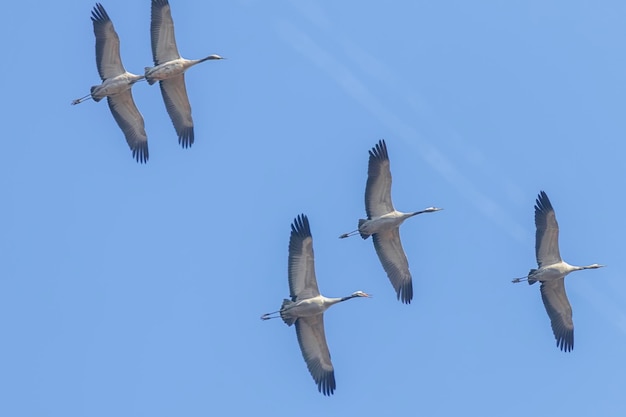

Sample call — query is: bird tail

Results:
[358,219,370,240]
[279,299,297,326]
[527,269,538,285]
[90,86,103,102]
[144,67,157,85]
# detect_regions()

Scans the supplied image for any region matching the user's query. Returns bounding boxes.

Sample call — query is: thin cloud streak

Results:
[275,19,526,242]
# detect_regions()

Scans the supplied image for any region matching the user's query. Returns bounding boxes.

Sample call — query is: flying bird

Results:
[261,214,370,396]
[72,3,149,164]
[340,139,442,304]
[512,191,604,352]
[145,0,224,148]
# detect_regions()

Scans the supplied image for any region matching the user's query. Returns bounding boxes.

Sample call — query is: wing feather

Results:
[106,91,149,163]
[91,3,125,80]
[151,0,181,65]
[295,315,335,396]
[365,140,394,218]
[288,214,320,301]
[540,279,574,352]
[535,191,561,267]
[159,76,194,148]
[372,228,413,304]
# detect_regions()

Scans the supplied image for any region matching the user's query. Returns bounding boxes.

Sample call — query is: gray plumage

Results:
[261,214,370,396]
[340,139,442,304]
[146,0,223,148]
[88,3,148,163]
[513,191,604,352]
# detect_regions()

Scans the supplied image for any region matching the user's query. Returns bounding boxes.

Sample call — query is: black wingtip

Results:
[535,190,553,213]
[91,3,110,24]
[556,330,574,352]
[397,280,413,304]
[318,372,336,396]
[368,139,389,161]
[291,214,311,238]
[178,127,194,148]
[132,143,149,164]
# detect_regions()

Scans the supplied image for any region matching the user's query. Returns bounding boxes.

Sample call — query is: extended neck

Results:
[412,207,443,216]
[566,262,604,273]
[199,54,223,63]
[581,263,604,270]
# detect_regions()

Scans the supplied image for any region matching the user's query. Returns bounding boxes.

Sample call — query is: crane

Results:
[72,3,148,164]
[512,191,604,352]
[261,214,370,396]
[340,139,442,304]
[145,0,223,148]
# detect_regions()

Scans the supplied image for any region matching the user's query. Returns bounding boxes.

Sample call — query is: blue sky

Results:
[1,0,625,415]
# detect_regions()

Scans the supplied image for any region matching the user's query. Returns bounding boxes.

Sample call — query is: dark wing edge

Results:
[150,0,179,65]
[158,76,194,148]
[540,279,574,352]
[534,190,561,267]
[91,3,123,80]
[106,92,149,164]
[372,229,413,304]
[365,139,394,218]
[288,214,320,301]
[295,315,336,396]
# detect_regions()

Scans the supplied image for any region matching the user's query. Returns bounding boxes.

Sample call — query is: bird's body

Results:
[147,0,223,148]
[72,3,149,164]
[89,72,144,102]
[340,139,442,304]
[513,191,604,352]
[279,294,364,325]
[528,261,588,283]
[261,214,369,396]
[357,210,432,239]
[280,295,337,320]
[145,56,222,84]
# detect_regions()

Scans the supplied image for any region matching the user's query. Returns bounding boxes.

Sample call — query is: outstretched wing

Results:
[372,228,413,304]
[365,140,394,218]
[540,279,574,352]
[288,214,320,301]
[159,75,194,148]
[535,191,561,267]
[106,91,149,163]
[91,3,125,80]
[295,315,335,396]
[150,0,181,65]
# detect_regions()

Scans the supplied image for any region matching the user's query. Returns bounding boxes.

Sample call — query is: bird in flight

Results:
[72,3,149,164]
[145,0,224,148]
[512,191,604,352]
[340,139,442,304]
[261,214,370,396]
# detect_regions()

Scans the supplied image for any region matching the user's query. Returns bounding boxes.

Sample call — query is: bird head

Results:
[207,54,225,60]
[424,207,443,213]
[351,291,371,298]
[588,264,605,269]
